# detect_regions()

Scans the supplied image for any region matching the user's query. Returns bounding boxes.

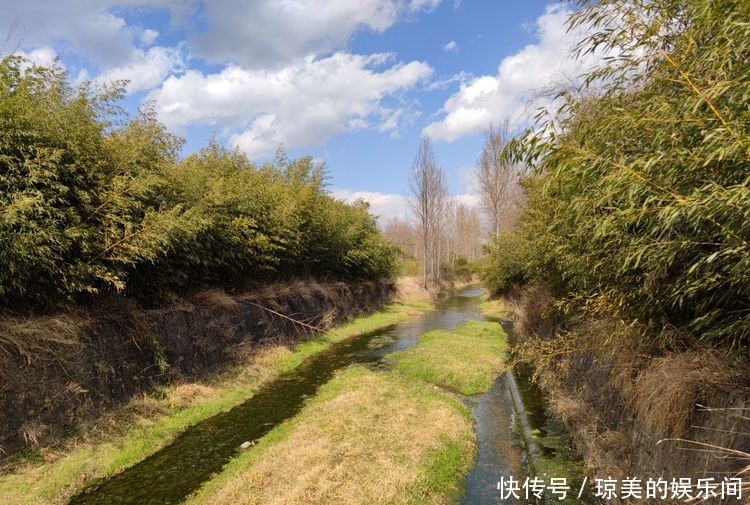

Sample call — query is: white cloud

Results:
[424,3,605,141]
[4,3,135,68]
[332,189,479,224]
[332,189,410,223]
[140,29,159,46]
[457,165,477,192]
[409,0,441,10]
[192,0,442,68]
[443,40,459,52]
[3,1,191,94]
[97,46,184,93]
[150,52,432,157]
[453,193,479,208]
[4,0,442,100]
[15,47,59,68]
[4,0,440,70]
[425,70,472,91]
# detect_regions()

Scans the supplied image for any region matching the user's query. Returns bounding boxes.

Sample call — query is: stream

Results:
[69,286,576,505]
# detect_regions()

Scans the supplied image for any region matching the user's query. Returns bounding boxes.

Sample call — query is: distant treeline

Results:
[0,56,397,309]
[483,0,749,348]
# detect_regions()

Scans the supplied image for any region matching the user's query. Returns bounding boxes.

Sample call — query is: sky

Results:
[3,0,597,223]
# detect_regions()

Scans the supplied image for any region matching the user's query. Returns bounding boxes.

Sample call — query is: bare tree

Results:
[475,121,517,237]
[454,203,482,260]
[442,197,457,267]
[408,136,448,286]
[382,217,418,259]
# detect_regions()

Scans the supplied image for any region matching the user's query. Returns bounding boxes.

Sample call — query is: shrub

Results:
[502,0,750,348]
[0,56,398,309]
[481,232,530,295]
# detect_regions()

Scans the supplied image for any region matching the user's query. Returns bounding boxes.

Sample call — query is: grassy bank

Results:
[186,367,475,505]
[477,298,511,319]
[183,305,507,504]
[0,296,429,505]
[388,321,507,395]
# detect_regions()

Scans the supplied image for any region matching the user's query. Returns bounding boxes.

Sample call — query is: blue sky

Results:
[4,0,595,222]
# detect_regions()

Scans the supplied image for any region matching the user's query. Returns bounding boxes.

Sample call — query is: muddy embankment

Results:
[0,280,394,458]
[506,286,750,503]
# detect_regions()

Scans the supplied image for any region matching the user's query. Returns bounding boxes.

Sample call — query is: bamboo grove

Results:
[0,56,398,309]
[483,0,750,348]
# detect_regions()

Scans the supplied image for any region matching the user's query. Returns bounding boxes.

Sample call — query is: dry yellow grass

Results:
[0,290,432,505]
[191,289,240,312]
[477,298,511,319]
[395,276,429,305]
[0,314,82,364]
[165,383,216,409]
[187,367,475,505]
[632,350,741,439]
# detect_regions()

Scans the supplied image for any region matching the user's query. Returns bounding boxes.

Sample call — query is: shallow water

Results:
[69,286,583,505]
[69,287,510,505]
[461,374,524,504]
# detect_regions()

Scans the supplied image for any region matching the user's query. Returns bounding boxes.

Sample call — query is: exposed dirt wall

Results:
[0,280,394,457]
[507,287,750,504]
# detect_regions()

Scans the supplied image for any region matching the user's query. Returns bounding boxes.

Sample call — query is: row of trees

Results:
[482,0,749,348]
[404,125,520,287]
[405,137,499,286]
[382,199,482,281]
[0,55,398,310]
[408,138,450,284]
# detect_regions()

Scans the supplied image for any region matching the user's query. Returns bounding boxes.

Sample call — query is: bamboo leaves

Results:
[0,56,398,309]
[487,0,750,347]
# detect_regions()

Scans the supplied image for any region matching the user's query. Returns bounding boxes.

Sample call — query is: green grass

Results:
[421,438,472,497]
[388,320,507,395]
[0,297,429,505]
[478,298,512,319]
[185,367,475,505]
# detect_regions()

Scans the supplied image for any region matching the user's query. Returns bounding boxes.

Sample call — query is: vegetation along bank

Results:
[0,51,402,460]
[481,0,750,491]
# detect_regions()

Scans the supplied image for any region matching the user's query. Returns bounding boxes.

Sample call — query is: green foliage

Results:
[16,446,43,464]
[442,255,476,282]
[481,231,530,295]
[0,56,398,309]
[501,0,750,347]
[397,253,420,277]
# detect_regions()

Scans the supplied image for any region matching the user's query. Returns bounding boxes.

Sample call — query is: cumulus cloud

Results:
[453,193,479,208]
[150,52,432,157]
[192,0,442,68]
[97,46,184,93]
[443,40,459,52]
[14,47,59,68]
[5,0,443,152]
[4,3,135,68]
[4,0,441,99]
[140,29,159,46]
[3,0,191,93]
[423,3,604,141]
[5,0,440,70]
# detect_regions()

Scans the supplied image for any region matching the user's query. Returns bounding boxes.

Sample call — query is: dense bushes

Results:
[480,232,529,295]
[484,0,749,347]
[442,256,477,283]
[0,56,397,309]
